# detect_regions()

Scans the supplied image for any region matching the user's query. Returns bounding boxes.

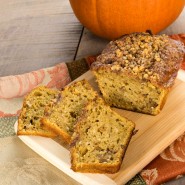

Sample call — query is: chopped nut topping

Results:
[95,32,185,87]
[143,73,149,79]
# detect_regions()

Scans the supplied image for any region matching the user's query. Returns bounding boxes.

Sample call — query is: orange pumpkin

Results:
[69,0,185,40]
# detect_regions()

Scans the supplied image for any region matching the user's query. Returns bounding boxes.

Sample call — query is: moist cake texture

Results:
[17,86,60,137]
[70,98,135,173]
[91,32,185,115]
[42,80,98,143]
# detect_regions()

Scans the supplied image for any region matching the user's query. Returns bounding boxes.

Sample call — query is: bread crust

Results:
[71,149,121,173]
[92,33,184,88]
[41,117,71,143]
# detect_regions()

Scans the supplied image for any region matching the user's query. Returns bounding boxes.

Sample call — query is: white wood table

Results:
[0,1,185,184]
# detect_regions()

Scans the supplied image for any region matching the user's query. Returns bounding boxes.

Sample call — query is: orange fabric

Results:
[141,133,185,185]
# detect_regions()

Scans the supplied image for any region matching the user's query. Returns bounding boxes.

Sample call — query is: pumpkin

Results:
[69,0,185,40]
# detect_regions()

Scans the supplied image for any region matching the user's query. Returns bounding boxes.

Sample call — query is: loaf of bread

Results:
[70,97,135,173]
[42,80,98,143]
[91,32,185,115]
[17,86,60,137]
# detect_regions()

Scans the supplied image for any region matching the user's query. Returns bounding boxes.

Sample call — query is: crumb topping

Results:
[94,32,185,87]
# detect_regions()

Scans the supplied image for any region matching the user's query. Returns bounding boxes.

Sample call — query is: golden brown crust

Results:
[71,149,121,173]
[41,118,71,143]
[65,79,93,91]
[91,32,185,89]
[17,130,56,138]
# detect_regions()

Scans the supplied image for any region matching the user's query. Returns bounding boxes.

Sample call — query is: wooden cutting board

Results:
[75,70,185,185]
[16,70,185,185]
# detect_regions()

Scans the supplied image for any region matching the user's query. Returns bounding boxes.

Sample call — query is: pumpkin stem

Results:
[146,30,153,35]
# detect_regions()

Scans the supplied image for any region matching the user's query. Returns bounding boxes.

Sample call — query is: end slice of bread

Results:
[70,98,135,173]
[41,80,98,143]
[17,86,60,137]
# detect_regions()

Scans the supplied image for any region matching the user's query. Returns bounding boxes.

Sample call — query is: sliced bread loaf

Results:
[70,97,135,173]
[91,32,185,115]
[42,80,98,143]
[17,86,60,137]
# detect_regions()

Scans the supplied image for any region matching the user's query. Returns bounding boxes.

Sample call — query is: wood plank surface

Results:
[0,0,82,77]
[15,70,185,185]
[76,7,185,59]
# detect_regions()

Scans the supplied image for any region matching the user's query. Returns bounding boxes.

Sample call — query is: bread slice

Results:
[91,32,185,115]
[17,86,60,137]
[70,97,135,173]
[42,80,98,143]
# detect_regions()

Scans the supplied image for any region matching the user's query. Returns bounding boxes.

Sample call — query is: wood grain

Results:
[76,7,185,59]
[0,0,82,76]
[75,70,185,184]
